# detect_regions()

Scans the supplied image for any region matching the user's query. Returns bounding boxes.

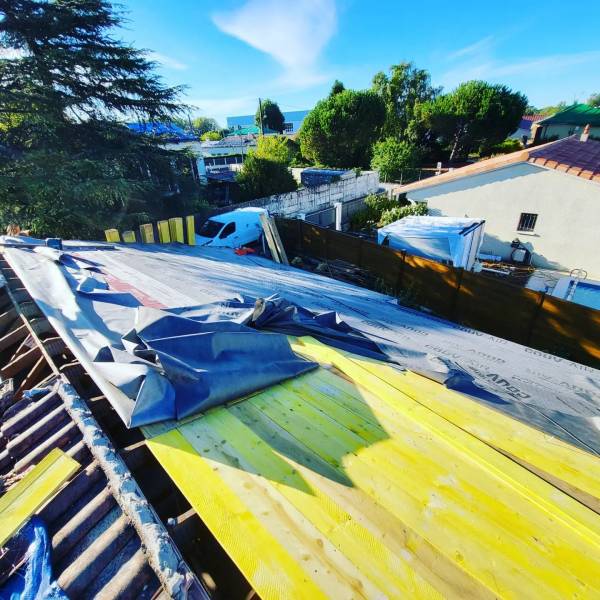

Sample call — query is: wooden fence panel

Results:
[455,272,542,344]
[325,229,362,265]
[360,242,403,289]
[276,218,301,253]
[301,222,328,259]
[529,295,600,366]
[400,255,459,317]
[274,219,600,368]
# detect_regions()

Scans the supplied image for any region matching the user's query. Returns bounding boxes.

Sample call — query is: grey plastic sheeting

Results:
[4,242,600,453]
[1,247,316,426]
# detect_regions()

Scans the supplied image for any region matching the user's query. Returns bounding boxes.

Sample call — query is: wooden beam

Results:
[268,217,289,265]
[259,213,281,263]
[0,323,28,353]
[1,345,42,378]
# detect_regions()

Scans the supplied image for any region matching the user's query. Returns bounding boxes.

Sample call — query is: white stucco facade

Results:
[406,163,600,278]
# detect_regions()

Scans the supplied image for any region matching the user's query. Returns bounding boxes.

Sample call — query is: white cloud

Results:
[440,40,600,93]
[147,51,188,71]
[487,51,600,78]
[212,0,336,87]
[446,36,494,62]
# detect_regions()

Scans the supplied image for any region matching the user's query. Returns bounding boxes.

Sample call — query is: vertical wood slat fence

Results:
[276,218,600,369]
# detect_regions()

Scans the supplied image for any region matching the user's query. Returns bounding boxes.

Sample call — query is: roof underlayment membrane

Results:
[1,239,600,598]
[2,239,599,452]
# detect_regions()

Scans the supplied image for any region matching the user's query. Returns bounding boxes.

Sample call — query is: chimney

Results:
[580,124,590,142]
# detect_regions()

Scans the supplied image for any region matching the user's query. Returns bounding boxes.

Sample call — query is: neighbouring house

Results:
[393,133,600,278]
[126,123,258,185]
[509,114,545,144]
[199,134,257,175]
[532,104,600,143]
[227,109,310,134]
[126,121,205,181]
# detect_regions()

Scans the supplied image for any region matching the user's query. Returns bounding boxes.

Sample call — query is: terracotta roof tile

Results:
[395,136,600,193]
[528,136,600,177]
[521,114,545,122]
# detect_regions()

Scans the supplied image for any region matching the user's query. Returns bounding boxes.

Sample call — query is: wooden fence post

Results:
[357,238,364,268]
[185,215,195,245]
[139,223,154,243]
[122,230,136,243]
[395,250,407,294]
[297,219,303,252]
[450,267,464,320]
[104,229,120,243]
[526,291,546,346]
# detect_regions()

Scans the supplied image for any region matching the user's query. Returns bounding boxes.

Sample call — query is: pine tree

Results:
[0,0,198,238]
[255,99,285,134]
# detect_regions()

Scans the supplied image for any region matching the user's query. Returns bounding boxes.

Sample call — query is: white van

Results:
[195,207,267,248]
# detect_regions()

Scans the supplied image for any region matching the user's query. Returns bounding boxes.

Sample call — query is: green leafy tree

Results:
[370,138,420,182]
[236,153,297,200]
[254,135,296,165]
[192,116,220,135]
[420,81,527,160]
[372,62,440,140]
[299,89,385,168]
[255,99,285,133]
[0,0,197,238]
[528,101,566,116]
[200,130,222,141]
[329,79,345,96]
[587,93,600,108]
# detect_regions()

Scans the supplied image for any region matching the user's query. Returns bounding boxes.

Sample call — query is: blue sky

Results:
[119,0,600,126]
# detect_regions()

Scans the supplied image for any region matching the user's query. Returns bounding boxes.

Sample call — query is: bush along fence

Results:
[276,218,600,369]
[104,215,196,246]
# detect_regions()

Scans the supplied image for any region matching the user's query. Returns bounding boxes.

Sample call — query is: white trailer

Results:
[377,216,485,270]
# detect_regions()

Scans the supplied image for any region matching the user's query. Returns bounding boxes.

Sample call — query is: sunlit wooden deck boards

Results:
[146,338,600,600]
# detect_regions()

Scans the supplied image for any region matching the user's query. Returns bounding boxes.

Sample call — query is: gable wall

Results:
[407,163,600,277]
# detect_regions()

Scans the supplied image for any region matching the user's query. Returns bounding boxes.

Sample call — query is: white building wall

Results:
[407,163,600,278]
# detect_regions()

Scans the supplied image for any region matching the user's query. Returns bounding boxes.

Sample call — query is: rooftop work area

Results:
[1,0,600,598]
[0,234,598,598]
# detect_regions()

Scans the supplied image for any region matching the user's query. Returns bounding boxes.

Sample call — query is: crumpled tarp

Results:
[1,244,395,428]
[171,295,387,360]
[93,305,319,425]
[0,517,67,600]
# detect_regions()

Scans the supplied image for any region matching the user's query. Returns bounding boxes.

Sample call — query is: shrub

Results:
[236,153,297,200]
[380,202,428,226]
[483,137,522,156]
[349,193,405,230]
[254,135,297,165]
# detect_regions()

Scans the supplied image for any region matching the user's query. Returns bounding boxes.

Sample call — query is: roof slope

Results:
[396,136,600,193]
[517,114,545,130]
[147,337,600,599]
[529,135,600,176]
[538,103,600,127]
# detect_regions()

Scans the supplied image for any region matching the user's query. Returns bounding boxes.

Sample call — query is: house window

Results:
[284,122,293,132]
[517,212,538,232]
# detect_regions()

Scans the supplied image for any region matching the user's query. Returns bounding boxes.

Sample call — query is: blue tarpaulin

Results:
[0,517,66,600]
[94,304,320,424]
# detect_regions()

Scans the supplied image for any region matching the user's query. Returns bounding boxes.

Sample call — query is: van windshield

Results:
[198,219,224,238]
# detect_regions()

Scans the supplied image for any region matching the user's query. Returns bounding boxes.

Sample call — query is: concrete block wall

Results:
[236,171,379,217]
